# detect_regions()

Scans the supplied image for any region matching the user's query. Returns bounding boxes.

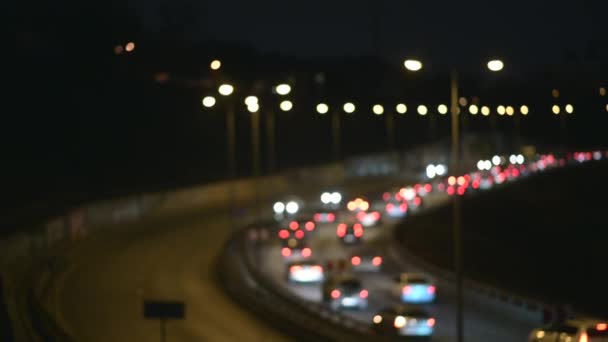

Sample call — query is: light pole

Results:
[218,84,237,178]
[265,83,291,172]
[404,58,504,342]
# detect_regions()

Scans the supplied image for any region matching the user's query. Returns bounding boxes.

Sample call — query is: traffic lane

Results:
[57,212,290,342]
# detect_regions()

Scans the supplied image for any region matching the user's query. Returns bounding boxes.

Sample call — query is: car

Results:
[280,238,312,260]
[322,274,368,310]
[350,253,383,272]
[272,197,304,220]
[284,219,317,234]
[355,210,381,227]
[346,197,370,213]
[337,223,363,245]
[312,209,339,223]
[277,227,306,241]
[528,319,608,342]
[286,260,325,283]
[384,200,408,218]
[392,273,436,304]
[371,306,435,339]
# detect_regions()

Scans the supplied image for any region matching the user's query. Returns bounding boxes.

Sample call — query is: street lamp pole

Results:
[226,104,237,178]
[266,110,276,172]
[332,110,341,160]
[450,69,464,342]
[385,108,395,150]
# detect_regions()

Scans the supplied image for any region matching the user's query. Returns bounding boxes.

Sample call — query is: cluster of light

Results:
[437,104,448,115]
[247,102,260,113]
[280,100,293,112]
[552,105,560,115]
[396,103,407,114]
[508,154,525,164]
[275,84,291,96]
[565,104,574,114]
[520,105,529,115]
[210,59,221,70]
[394,315,406,328]
[343,102,356,113]
[316,103,329,114]
[477,160,493,171]
[244,96,258,106]
[469,104,479,115]
[506,106,514,116]
[426,164,447,178]
[417,105,428,116]
[492,155,502,166]
[320,192,342,204]
[481,106,490,116]
[202,96,216,108]
[347,198,369,211]
[487,59,504,71]
[497,105,506,115]
[218,84,234,96]
[404,59,422,71]
[372,104,384,115]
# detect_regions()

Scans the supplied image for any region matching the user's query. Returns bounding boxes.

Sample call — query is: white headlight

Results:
[426,164,436,179]
[509,154,517,164]
[516,154,525,164]
[320,192,331,204]
[484,160,492,170]
[477,160,485,171]
[492,155,501,166]
[273,202,285,214]
[330,192,342,204]
[435,164,446,176]
[285,201,299,214]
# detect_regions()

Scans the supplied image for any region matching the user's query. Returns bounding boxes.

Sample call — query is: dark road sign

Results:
[143,300,185,320]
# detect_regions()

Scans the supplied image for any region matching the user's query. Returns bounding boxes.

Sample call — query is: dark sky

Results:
[136,0,606,66]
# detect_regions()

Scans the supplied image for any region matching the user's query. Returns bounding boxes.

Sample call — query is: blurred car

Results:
[356,210,381,227]
[371,306,435,338]
[350,253,383,272]
[528,319,608,342]
[346,197,371,213]
[322,274,368,310]
[284,219,317,234]
[384,201,408,218]
[272,197,304,220]
[313,209,339,223]
[280,238,312,260]
[286,260,325,283]
[392,273,436,304]
[277,226,306,241]
[337,223,363,245]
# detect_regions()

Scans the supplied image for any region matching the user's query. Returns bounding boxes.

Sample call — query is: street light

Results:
[343,102,356,113]
[481,106,490,116]
[219,84,234,96]
[552,105,560,115]
[497,105,506,115]
[275,84,291,96]
[417,105,428,116]
[316,103,329,114]
[469,104,479,115]
[244,96,258,106]
[125,41,136,52]
[404,59,423,71]
[565,104,574,114]
[279,100,293,112]
[438,104,448,115]
[373,104,384,115]
[202,96,216,108]
[210,59,221,70]
[506,106,515,116]
[487,59,504,72]
[520,105,529,115]
[396,103,407,114]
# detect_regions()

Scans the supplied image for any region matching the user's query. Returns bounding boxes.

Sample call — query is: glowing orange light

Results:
[125,42,135,52]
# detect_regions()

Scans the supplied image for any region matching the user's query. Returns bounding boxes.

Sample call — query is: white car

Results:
[286,260,324,283]
[528,319,608,342]
[350,253,383,272]
[392,273,436,304]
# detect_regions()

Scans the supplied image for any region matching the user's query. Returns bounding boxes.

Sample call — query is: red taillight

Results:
[372,256,382,266]
[372,211,380,220]
[289,221,299,230]
[427,318,435,327]
[457,186,465,196]
[424,183,432,192]
[359,289,368,298]
[331,289,341,299]
[457,176,466,186]
[399,203,407,211]
[579,332,588,342]
[295,230,305,239]
[327,213,335,222]
[428,285,436,294]
[354,225,363,237]
[472,179,480,189]
[402,286,412,295]
[512,169,520,177]
[447,186,455,195]
[383,192,391,201]
[301,247,311,257]
[314,213,321,222]
[356,211,366,221]
[290,265,302,273]
[395,193,403,201]
[281,247,291,257]
[305,221,315,231]
[337,224,346,237]
[597,323,607,331]
[351,256,361,265]
[312,265,323,273]
[278,229,289,239]
[413,197,422,206]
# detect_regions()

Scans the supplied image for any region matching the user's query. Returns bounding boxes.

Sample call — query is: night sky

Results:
[135,0,607,65]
